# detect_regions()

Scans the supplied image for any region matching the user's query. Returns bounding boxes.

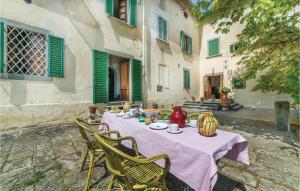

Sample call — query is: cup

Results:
[169,123,179,132]
[189,120,198,127]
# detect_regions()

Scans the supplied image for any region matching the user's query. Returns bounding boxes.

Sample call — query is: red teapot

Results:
[170,106,187,128]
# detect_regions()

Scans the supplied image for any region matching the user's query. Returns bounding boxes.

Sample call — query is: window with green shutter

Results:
[180,31,192,54]
[48,35,64,77]
[208,38,220,57]
[183,69,190,89]
[232,78,246,89]
[158,16,167,41]
[0,22,4,73]
[230,43,237,53]
[106,0,137,27]
[93,50,109,103]
[129,0,137,27]
[131,59,142,101]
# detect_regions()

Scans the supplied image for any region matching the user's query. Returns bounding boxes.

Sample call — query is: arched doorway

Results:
[109,68,115,101]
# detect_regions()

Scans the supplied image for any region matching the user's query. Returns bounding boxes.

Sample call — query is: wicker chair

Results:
[93,132,171,191]
[159,109,173,115]
[74,118,120,191]
[187,113,200,121]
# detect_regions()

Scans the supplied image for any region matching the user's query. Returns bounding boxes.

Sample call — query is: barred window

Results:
[6,24,47,77]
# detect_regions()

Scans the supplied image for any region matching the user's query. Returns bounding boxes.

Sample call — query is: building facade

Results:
[199,22,293,108]
[0,0,200,129]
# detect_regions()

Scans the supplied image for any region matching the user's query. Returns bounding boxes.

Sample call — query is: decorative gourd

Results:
[197,112,214,127]
[198,116,219,137]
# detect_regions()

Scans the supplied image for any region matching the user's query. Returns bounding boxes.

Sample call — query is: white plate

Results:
[122,115,131,119]
[149,123,169,130]
[167,129,183,134]
[116,113,125,117]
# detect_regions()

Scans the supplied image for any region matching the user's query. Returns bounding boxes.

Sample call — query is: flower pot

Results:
[89,106,97,115]
[220,93,230,109]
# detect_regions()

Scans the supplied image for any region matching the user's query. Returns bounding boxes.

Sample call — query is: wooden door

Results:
[120,59,129,101]
[204,76,211,100]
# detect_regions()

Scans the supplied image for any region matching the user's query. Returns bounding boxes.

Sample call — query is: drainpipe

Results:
[142,0,146,104]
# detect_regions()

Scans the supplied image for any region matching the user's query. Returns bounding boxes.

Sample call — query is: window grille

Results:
[6,24,47,77]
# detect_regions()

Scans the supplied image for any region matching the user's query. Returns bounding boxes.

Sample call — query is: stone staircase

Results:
[182,100,243,111]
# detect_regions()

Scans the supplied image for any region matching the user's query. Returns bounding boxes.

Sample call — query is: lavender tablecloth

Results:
[100,112,249,191]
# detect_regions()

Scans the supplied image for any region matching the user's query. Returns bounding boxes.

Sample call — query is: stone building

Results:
[0,0,200,129]
[199,22,293,108]
[0,0,293,129]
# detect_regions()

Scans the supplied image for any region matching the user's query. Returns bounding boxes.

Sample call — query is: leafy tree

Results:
[192,0,300,104]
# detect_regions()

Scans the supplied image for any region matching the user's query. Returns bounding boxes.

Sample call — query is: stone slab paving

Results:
[0,118,299,191]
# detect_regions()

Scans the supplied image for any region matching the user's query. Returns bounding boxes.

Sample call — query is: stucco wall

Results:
[0,0,200,129]
[143,0,200,107]
[0,0,143,129]
[199,23,293,108]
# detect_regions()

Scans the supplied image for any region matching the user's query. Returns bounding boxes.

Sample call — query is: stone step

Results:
[182,104,221,111]
[230,104,244,111]
[184,102,221,107]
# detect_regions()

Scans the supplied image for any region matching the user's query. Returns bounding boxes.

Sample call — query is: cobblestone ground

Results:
[0,117,299,191]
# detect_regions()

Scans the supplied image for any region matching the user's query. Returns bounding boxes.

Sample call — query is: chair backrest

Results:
[74,118,96,150]
[187,113,200,121]
[93,132,128,176]
[160,109,172,115]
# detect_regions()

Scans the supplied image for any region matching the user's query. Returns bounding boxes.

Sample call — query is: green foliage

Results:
[23,171,46,186]
[192,0,300,104]
[219,87,231,94]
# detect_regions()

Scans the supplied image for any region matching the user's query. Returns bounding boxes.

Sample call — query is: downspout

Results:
[142,0,146,103]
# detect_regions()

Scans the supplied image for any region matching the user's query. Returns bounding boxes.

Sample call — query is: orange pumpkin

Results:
[198,116,218,137]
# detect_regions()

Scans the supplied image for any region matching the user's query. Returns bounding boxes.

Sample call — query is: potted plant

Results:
[191,96,196,102]
[219,87,231,110]
[89,105,97,115]
[200,97,205,102]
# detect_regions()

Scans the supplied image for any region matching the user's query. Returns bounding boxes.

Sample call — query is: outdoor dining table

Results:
[100,111,249,191]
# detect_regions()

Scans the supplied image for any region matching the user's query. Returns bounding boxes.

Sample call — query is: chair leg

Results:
[85,152,95,191]
[108,174,115,190]
[80,148,89,172]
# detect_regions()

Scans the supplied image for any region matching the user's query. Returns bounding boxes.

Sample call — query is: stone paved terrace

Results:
[0,117,299,191]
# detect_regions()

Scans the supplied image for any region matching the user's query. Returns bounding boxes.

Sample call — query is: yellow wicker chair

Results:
[93,132,171,191]
[74,118,120,191]
[187,113,200,121]
[159,109,173,115]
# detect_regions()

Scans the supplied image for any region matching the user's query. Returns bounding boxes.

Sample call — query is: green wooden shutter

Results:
[93,50,108,103]
[163,19,167,41]
[188,36,192,54]
[0,22,4,73]
[184,70,190,89]
[208,38,220,57]
[106,0,113,16]
[180,31,184,50]
[131,59,142,101]
[129,0,137,27]
[158,17,163,39]
[48,35,64,77]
